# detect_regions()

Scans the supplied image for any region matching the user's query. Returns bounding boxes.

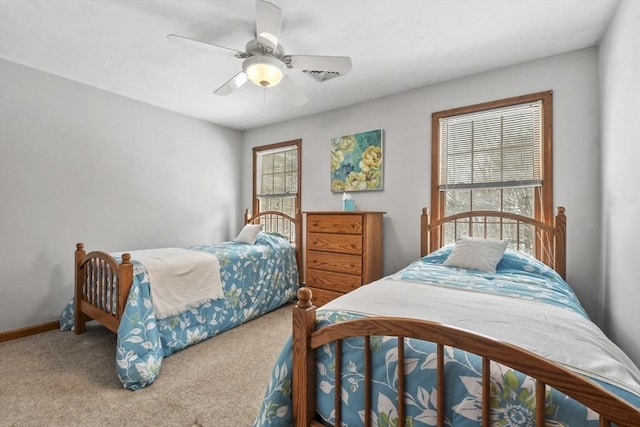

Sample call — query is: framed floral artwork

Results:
[330,129,383,192]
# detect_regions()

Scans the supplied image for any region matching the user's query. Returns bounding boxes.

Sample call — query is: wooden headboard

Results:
[420,207,566,279]
[244,209,303,279]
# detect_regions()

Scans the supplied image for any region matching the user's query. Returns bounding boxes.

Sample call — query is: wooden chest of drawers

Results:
[304,211,384,306]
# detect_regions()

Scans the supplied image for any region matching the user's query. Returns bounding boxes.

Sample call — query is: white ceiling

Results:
[0,0,619,131]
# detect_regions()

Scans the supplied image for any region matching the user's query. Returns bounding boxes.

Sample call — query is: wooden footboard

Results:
[291,287,640,427]
[74,243,133,334]
[74,210,302,335]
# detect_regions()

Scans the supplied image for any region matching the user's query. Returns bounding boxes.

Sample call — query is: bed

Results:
[60,210,301,390]
[254,207,640,426]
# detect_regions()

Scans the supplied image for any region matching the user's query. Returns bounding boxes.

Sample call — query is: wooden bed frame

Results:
[73,210,302,335]
[291,208,640,426]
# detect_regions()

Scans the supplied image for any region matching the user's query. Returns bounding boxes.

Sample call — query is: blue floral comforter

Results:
[60,232,298,390]
[254,248,640,426]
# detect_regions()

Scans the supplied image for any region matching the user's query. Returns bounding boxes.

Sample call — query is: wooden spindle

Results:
[536,380,546,427]
[335,340,342,425]
[364,336,372,427]
[398,337,406,427]
[437,344,445,427]
[482,357,490,426]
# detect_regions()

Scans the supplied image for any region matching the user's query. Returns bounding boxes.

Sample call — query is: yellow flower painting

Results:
[330,129,383,192]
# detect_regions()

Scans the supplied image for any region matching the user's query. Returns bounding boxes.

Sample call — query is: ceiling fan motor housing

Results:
[244,39,285,59]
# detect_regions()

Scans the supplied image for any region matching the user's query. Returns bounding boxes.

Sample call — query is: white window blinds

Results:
[439,101,542,190]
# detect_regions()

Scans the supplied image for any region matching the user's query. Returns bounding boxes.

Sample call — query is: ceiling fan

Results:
[167,0,353,106]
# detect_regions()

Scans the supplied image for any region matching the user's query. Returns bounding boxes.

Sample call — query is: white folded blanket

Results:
[322,279,640,398]
[120,248,223,319]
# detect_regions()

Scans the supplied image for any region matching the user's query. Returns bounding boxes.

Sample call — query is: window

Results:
[253,139,301,219]
[431,91,553,253]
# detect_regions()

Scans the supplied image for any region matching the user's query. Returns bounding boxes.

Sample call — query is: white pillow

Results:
[234,224,263,244]
[443,237,508,274]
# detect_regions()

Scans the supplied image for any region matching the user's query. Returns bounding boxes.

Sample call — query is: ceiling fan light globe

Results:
[247,63,283,87]
[243,56,284,88]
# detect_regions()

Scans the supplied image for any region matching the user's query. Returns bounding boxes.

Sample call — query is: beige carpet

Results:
[0,303,294,427]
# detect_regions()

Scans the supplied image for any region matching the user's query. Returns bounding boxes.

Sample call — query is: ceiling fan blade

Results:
[277,76,308,106]
[167,34,247,58]
[285,55,353,75]
[214,71,249,96]
[255,0,283,49]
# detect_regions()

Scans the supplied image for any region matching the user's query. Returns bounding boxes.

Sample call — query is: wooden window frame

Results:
[431,91,553,246]
[253,139,302,216]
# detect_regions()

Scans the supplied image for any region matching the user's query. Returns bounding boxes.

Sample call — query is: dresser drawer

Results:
[307,286,343,307]
[306,269,362,293]
[307,214,363,234]
[306,251,362,275]
[307,232,362,255]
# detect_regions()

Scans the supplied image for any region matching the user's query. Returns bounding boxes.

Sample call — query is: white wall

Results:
[243,48,604,323]
[599,0,640,366]
[0,59,243,332]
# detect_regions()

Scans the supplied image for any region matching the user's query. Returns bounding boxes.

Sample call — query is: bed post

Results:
[554,207,566,279]
[117,254,133,321]
[292,287,317,426]
[420,208,430,257]
[244,208,252,225]
[74,243,87,335]
[295,210,303,285]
